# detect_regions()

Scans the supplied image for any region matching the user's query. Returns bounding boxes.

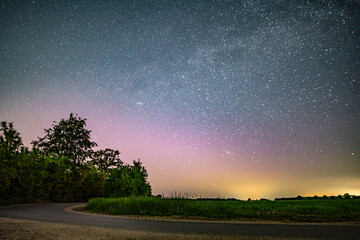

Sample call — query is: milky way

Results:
[1,0,359,199]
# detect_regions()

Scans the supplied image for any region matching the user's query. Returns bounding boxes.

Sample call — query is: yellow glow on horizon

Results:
[148,164,360,199]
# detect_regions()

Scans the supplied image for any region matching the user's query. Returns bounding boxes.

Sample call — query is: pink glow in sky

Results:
[1,1,359,199]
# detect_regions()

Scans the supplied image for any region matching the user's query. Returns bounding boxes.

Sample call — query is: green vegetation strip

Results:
[87,197,360,222]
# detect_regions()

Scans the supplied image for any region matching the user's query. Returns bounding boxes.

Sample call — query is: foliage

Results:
[104,160,151,197]
[0,121,23,154]
[90,148,123,172]
[275,193,360,201]
[87,197,360,222]
[0,122,24,199]
[32,113,97,166]
[0,114,152,204]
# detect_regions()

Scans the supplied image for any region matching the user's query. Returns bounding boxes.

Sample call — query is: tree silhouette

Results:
[32,113,97,166]
[91,148,123,172]
[105,159,151,197]
[1,115,153,203]
[0,121,23,154]
[0,121,24,198]
[344,193,351,199]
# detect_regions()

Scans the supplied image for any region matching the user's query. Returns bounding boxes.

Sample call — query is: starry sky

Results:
[1,0,359,199]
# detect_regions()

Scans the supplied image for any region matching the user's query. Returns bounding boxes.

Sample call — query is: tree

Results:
[90,148,123,172]
[0,121,23,154]
[32,113,97,166]
[130,159,152,196]
[0,122,24,199]
[1,115,153,203]
[343,193,351,199]
[82,167,106,200]
[104,160,151,197]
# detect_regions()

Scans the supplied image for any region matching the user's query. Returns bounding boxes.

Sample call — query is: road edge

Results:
[65,203,360,226]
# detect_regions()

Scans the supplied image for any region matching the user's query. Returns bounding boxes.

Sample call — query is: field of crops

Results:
[86,196,360,222]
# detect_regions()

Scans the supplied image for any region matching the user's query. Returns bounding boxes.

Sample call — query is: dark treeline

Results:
[0,113,151,204]
[194,198,240,201]
[275,193,360,201]
[194,194,360,202]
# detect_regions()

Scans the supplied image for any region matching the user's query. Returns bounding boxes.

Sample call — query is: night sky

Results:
[1,0,359,199]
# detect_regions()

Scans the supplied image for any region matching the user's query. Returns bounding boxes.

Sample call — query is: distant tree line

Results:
[274,193,359,201]
[0,113,151,204]
[193,194,360,202]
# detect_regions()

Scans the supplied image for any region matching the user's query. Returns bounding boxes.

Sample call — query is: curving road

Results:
[0,203,359,239]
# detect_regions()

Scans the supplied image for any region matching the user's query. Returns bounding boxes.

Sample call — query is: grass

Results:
[86,196,360,222]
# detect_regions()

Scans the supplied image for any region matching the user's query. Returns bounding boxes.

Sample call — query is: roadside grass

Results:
[86,197,360,222]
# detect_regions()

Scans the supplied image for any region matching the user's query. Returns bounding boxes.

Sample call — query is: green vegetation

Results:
[2,114,359,224]
[87,196,360,222]
[0,114,151,205]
